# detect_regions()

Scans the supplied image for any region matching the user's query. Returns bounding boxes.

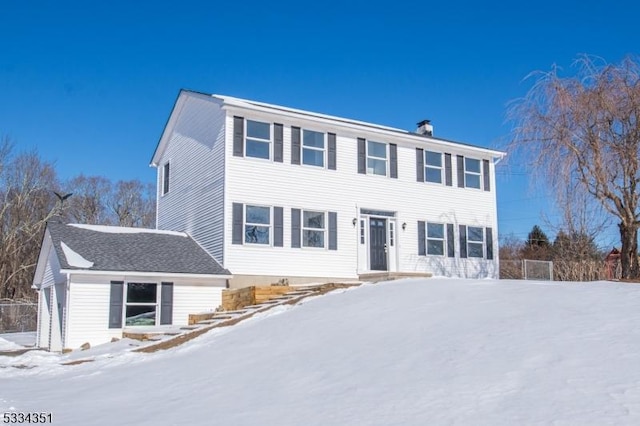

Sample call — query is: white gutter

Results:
[217,94,506,158]
[60,269,233,279]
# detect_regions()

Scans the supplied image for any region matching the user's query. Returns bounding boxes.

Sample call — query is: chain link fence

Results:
[500,259,613,281]
[0,299,37,333]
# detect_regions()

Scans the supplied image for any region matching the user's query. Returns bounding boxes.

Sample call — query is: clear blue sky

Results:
[1,0,638,247]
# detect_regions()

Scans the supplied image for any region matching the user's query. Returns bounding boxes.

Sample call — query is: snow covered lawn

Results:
[3,278,640,425]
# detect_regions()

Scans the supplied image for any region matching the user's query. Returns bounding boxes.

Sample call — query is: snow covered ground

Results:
[2,278,640,425]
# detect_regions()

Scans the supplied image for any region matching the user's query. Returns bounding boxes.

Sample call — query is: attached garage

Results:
[32,223,231,351]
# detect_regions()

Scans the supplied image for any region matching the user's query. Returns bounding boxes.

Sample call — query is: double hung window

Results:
[467,226,485,257]
[245,205,271,245]
[367,141,387,176]
[302,130,325,167]
[246,120,271,160]
[302,210,325,248]
[425,151,443,183]
[427,223,445,255]
[465,158,482,189]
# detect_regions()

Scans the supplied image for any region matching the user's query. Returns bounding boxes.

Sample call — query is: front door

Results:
[369,218,388,271]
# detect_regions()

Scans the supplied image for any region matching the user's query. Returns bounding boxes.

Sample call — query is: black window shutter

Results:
[447,224,455,257]
[291,126,301,165]
[486,227,494,260]
[418,221,426,255]
[389,143,398,178]
[328,212,338,250]
[416,148,424,182]
[445,153,452,186]
[459,225,467,258]
[233,116,244,157]
[483,159,490,191]
[274,207,284,247]
[357,138,366,174]
[160,282,173,325]
[457,155,465,188]
[108,281,124,329]
[274,123,284,163]
[291,208,301,248]
[328,133,337,170]
[232,203,243,245]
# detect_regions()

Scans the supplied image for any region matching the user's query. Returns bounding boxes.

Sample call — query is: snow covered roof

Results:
[46,222,230,276]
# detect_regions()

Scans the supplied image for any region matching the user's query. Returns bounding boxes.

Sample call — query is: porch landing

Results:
[358,272,432,283]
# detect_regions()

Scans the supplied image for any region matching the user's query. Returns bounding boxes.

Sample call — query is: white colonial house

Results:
[151,90,505,287]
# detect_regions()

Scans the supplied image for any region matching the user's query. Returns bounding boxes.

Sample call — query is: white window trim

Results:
[426,222,446,256]
[464,157,482,189]
[302,129,326,168]
[467,226,485,258]
[301,209,327,249]
[425,151,443,184]
[245,119,272,161]
[162,161,170,196]
[366,140,388,177]
[244,204,272,246]
[124,282,159,327]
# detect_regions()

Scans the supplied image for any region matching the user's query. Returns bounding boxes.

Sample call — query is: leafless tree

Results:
[62,174,112,224]
[108,179,155,228]
[0,143,58,299]
[509,55,640,279]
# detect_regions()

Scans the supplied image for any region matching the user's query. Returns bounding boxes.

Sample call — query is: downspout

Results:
[62,272,71,351]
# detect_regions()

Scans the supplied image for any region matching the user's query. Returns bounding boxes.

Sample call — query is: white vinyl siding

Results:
[156,95,226,264]
[65,275,225,350]
[153,92,499,280]
[172,284,223,325]
[224,113,498,279]
[65,281,122,350]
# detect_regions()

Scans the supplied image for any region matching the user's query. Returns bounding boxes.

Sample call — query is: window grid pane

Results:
[425,151,442,167]
[427,240,444,256]
[367,141,387,159]
[468,242,484,258]
[468,227,484,242]
[246,140,270,159]
[425,167,442,183]
[465,173,481,189]
[303,211,325,229]
[465,158,481,173]
[303,130,325,148]
[246,120,271,140]
[302,148,325,167]
[367,158,387,176]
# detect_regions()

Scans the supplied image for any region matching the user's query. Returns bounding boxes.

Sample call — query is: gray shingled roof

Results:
[47,222,231,276]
